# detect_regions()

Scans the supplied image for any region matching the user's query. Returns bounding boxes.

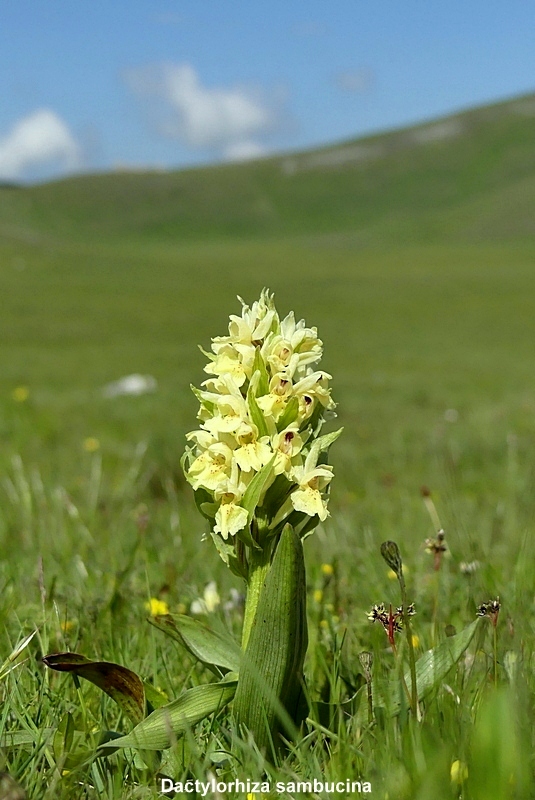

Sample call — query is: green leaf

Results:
[307,427,343,468]
[148,615,241,674]
[363,619,481,720]
[408,618,481,700]
[0,728,55,748]
[209,531,247,579]
[53,712,75,764]
[247,375,269,438]
[233,525,308,755]
[193,487,216,520]
[190,384,214,414]
[241,455,276,524]
[0,630,37,681]
[252,348,270,397]
[276,396,299,432]
[42,652,146,725]
[143,683,169,710]
[262,473,293,519]
[99,681,237,750]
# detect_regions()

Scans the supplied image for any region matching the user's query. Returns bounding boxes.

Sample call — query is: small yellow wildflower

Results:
[321,563,334,577]
[319,619,328,629]
[313,589,323,603]
[411,634,420,648]
[145,598,169,616]
[450,760,468,784]
[388,564,409,579]
[60,620,75,633]
[12,386,29,402]
[83,437,100,453]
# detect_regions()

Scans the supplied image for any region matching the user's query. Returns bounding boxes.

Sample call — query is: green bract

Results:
[182,289,342,562]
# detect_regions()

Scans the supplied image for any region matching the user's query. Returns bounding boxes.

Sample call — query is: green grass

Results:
[1,92,535,798]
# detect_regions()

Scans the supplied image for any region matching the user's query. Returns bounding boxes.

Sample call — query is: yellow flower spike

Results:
[183,290,342,561]
[12,386,29,402]
[145,598,169,616]
[313,589,323,603]
[83,437,100,453]
[450,760,468,784]
[321,563,334,577]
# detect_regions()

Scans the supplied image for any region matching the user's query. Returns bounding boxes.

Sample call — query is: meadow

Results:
[1,94,535,799]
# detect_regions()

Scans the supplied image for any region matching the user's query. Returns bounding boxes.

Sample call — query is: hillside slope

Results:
[1,93,535,245]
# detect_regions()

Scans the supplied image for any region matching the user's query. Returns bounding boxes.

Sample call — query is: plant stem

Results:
[241,545,272,650]
[493,621,498,686]
[399,574,418,717]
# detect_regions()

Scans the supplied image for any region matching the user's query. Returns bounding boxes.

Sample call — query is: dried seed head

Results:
[380,540,403,577]
[358,651,374,682]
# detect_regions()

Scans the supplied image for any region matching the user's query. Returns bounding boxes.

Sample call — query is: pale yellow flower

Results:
[187,443,233,491]
[145,598,169,616]
[321,563,334,577]
[83,437,100,453]
[203,345,249,387]
[293,371,335,416]
[12,386,29,402]
[233,436,272,473]
[214,498,248,539]
[450,760,468,784]
[290,462,334,521]
[256,374,294,421]
[271,426,305,475]
[191,581,221,614]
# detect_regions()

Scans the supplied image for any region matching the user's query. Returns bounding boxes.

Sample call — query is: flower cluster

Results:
[367,603,416,628]
[424,529,447,571]
[183,290,341,561]
[367,602,416,647]
[476,597,501,626]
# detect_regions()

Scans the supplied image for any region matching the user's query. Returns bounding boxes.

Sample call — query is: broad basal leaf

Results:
[148,614,241,674]
[99,680,237,750]
[42,652,145,725]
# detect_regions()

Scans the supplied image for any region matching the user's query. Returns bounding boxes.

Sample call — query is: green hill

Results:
[2,92,535,245]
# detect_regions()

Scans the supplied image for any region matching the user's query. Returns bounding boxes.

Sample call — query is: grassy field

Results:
[1,94,535,799]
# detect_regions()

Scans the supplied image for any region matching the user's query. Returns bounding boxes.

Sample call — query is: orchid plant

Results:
[37,290,484,772]
[182,289,341,651]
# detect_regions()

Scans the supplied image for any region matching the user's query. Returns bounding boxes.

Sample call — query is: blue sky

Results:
[1,0,534,182]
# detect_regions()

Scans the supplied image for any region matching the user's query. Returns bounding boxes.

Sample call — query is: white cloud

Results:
[126,63,275,160]
[223,139,267,162]
[0,109,80,181]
